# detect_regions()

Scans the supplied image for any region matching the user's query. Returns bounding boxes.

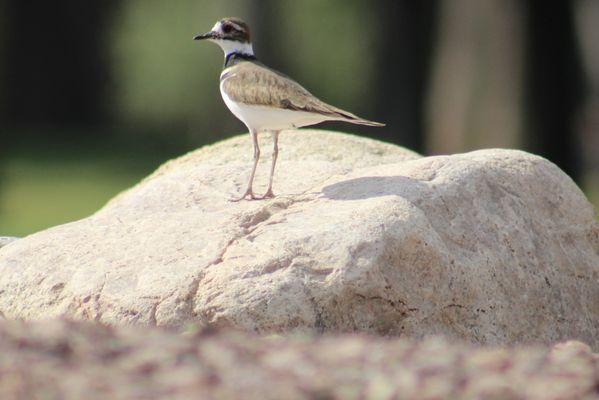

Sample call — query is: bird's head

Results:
[194,17,253,57]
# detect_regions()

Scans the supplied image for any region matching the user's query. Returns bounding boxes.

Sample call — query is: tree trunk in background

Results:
[373,0,438,153]
[524,0,584,182]
[248,0,286,72]
[575,0,599,200]
[0,0,7,122]
[426,0,525,155]
[3,0,116,131]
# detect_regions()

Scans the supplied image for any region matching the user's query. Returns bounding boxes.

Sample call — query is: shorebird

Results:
[194,17,384,201]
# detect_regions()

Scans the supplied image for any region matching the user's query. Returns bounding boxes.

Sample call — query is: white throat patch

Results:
[213,39,254,58]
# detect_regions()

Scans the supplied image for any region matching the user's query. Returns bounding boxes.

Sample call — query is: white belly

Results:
[220,81,330,132]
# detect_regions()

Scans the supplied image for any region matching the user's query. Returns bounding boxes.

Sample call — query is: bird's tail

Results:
[343,117,385,127]
[328,108,385,127]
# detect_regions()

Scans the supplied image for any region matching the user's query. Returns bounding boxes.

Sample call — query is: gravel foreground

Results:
[0,319,597,400]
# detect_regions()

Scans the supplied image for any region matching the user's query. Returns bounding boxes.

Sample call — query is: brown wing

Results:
[221,61,383,126]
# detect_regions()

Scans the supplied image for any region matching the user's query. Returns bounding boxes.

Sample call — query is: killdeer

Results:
[194,17,384,201]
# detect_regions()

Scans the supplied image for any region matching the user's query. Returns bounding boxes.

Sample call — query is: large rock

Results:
[0,320,598,400]
[0,237,18,249]
[0,130,597,347]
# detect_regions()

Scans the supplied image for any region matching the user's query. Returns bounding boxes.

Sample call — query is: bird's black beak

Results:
[194,31,215,41]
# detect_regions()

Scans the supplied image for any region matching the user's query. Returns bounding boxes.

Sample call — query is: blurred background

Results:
[0,0,597,236]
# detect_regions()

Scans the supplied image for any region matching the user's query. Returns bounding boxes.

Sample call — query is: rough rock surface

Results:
[0,130,597,347]
[0,320,598,400]
[0,237,18,249]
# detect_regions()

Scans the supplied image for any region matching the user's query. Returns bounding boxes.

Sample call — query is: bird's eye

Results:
[222,24,233,33]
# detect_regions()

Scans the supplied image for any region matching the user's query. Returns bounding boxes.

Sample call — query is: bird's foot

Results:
[229,190,258,202]
[256,189,275,200]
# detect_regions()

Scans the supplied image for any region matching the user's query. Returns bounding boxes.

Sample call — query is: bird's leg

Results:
[231,129,260,201]
[259,131,279,199]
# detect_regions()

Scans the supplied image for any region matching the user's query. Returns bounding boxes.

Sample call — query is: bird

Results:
[194,17,384,201]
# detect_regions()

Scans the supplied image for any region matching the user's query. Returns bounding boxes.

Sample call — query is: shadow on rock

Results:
[321,176,429,201]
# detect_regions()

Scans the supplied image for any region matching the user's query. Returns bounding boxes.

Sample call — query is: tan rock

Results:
[0,237,18,249]
[0,130,597,348]
[0,320,598,400]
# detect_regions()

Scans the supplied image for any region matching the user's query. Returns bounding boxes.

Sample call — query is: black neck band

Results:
[225,52,256,68]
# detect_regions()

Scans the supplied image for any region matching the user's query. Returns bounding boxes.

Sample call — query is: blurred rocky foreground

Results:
[0,319,597,400]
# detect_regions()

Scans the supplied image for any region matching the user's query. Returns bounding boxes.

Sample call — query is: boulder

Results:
[0,320,597,400]
[0,237,18,249]
[0,130,597,347]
